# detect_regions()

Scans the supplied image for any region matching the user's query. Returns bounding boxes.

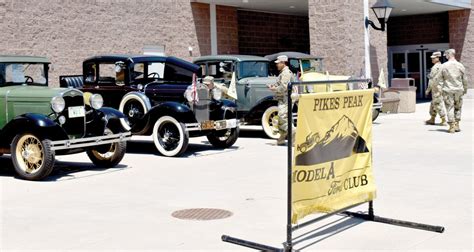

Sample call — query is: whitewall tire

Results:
[152,116,189,157]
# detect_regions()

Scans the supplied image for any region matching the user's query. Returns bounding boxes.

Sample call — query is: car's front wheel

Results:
[11,133,55,181]
[261,106,280,139]
[152,116,189,157]
[207,127,239,148]
[87,128,127,167]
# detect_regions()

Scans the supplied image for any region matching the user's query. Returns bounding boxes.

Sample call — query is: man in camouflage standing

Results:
[267,55,294,145]
[425,51,446,125]
[437,49,468,133]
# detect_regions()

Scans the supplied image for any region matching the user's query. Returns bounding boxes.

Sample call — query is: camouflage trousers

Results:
[278,100,288,136]
[443,91,464,123]
[429,92,446,117]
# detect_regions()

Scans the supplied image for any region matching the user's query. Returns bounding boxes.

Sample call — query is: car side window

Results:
[84,63,97,84]
[163,63,194,82]
[289,59,300,73]
[98,63,117,85]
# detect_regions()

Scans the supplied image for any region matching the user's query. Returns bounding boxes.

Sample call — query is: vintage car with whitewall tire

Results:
[60,55,239,157]
[193,55,298,139]
[265,51,382,122]
[0,56,131,180]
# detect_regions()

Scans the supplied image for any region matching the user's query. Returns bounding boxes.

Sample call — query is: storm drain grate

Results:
[172,208,233,221]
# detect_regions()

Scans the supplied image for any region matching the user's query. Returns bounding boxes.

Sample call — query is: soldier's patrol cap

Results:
[275,55,288,63]
[203,76,214,84]
[430,51,442,58]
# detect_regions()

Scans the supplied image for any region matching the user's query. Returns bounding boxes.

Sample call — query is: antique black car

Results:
[61,55,239,157]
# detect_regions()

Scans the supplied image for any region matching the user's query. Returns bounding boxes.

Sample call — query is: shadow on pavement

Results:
[126,140,240,158]
[293,215,365,251]
[239,129,270,139]
[0,155,128,181]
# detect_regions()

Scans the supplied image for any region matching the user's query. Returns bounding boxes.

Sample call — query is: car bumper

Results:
[50,132,132,151]
[373,102,383,109]
[185,119,239,131]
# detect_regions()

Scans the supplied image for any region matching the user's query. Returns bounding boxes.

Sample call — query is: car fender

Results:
[0,113,68,147]
[244,95,278,122]
[97,107,130,133]
[119,91,152,114]
[134,102,196,135]
[212,99,238,120]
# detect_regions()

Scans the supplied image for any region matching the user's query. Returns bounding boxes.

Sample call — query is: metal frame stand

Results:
[222,80,445,251]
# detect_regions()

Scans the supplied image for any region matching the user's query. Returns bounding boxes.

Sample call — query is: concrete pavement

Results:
[0,100,472,251]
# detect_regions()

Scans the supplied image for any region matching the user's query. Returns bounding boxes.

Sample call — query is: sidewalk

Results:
[0,101,472,251]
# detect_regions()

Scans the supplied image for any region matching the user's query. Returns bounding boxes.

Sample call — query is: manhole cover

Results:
[172,208,233,221]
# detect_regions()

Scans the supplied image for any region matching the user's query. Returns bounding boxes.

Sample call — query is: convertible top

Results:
[264,52,323,61]
[83,54,200,72]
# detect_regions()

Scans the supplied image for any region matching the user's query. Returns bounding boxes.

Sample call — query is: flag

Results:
[227,72,238,100]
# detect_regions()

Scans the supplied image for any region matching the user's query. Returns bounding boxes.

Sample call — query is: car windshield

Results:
[300,59,324,73]
[130,61,194,84]
[238,61,269,79]
[0,63,48,86]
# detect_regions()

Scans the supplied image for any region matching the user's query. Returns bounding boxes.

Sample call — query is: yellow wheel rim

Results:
[91,129,116,161]
[15,135,44,174]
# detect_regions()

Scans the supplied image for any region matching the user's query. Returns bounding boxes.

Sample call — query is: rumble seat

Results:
[59,75,84,88]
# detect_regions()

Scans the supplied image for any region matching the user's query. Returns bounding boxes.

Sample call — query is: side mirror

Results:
[219,62,226,67]
[219,67,225,73]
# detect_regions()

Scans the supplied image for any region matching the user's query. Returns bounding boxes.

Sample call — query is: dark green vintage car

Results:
[0,56,131,180]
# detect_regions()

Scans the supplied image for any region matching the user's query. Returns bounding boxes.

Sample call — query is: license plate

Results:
[215,120,227,130]
[201,120,215,130]
[68,106,85,118]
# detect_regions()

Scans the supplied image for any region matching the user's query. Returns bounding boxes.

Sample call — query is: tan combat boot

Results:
[454,121,461,132]
[277,133,287,146]
[425,116,436,125]
[439,117,447,126]
[448,123,456,133]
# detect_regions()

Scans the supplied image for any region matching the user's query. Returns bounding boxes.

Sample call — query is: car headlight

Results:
[212,88,223,101]
[90,94,104,110]
[51,96,66,113]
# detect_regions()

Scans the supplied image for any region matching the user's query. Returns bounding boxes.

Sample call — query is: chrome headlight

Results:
[51,96,66,113]
[90,94,104,110]
[212,88,223,101]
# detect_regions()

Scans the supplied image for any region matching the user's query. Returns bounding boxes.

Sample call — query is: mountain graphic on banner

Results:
[295,115,369,166]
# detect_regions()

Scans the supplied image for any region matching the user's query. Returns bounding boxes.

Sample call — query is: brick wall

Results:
[0,0,201,87]
[216,5,239,54]
[308,0,387,82]
[387,13,449,46]
[191,3,239,56]
[449,9,473,89]
[191,2,211,56]
[238,10,310,56]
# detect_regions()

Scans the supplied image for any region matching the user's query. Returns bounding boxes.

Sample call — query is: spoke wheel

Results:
[153,116,189,157]
[87,128,127,168]
[11,133,55,180]
[124,100,145,126]
[262,106,281,139]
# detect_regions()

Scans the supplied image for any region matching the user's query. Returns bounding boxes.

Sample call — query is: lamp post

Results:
[366,0,394,31]
[364,0,393,80]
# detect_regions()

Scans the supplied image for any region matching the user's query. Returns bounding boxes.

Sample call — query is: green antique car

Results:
[194,55,284,139]
[0,56,131,180]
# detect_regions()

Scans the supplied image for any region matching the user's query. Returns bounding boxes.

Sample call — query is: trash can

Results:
[389,78,417,113]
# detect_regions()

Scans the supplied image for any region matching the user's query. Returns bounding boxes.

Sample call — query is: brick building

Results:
[1,0,472,97]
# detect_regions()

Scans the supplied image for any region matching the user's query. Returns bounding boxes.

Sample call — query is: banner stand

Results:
[222,80,445,252]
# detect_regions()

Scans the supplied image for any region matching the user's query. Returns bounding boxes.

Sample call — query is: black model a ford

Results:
[61,55,239,157]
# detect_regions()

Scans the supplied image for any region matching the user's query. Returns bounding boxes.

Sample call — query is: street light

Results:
[366,0,394,31]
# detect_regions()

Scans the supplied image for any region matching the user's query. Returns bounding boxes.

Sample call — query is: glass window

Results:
[203,61,233,80]
[98,63,117,84]
[0,63,47,86]
[301,59,324,73]
[238,61,269,79]
[84,63,96,83]
[164,63,194,82]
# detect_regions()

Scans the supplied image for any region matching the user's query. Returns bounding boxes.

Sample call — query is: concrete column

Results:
[210,3,218,55]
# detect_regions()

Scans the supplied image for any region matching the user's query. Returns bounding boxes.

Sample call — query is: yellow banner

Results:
[292,89,376,223]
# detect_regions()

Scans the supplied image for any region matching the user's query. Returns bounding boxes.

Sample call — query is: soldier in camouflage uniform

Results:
[267,55,294,145]
[425,51,446,125]
[436,49,468,133]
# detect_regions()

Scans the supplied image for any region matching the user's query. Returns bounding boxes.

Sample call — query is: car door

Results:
[147,63,193,104]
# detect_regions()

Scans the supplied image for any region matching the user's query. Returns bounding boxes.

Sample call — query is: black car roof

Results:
[83,54,200,72]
